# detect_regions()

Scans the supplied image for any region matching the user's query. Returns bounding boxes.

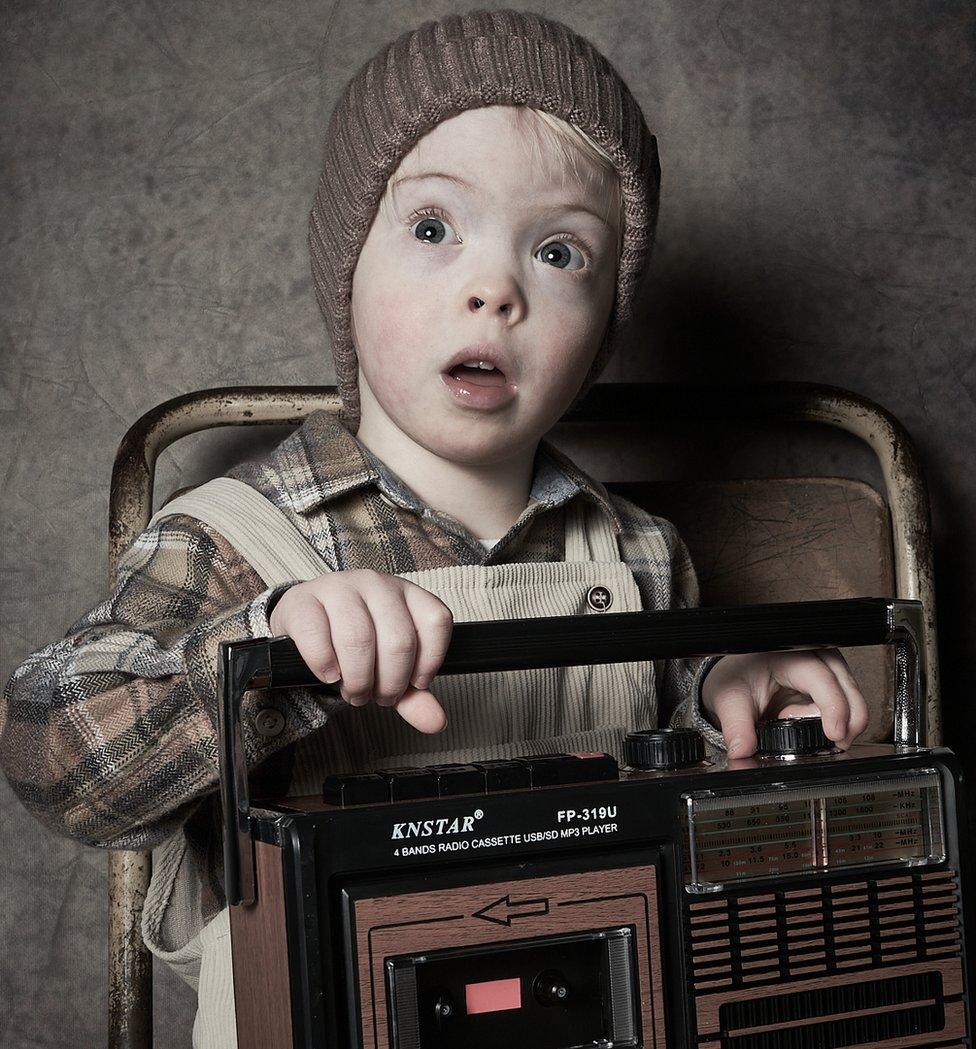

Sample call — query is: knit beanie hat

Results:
[308,7,661,431]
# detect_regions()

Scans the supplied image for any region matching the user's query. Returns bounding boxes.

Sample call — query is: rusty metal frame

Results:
[105,380,939,1048]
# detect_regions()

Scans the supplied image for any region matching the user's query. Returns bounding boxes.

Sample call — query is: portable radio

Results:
[217,597,972,1049]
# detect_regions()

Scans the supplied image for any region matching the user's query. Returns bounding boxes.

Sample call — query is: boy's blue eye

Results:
[408,206,590,273]
[410,208,458,245]
[537,240,585,272]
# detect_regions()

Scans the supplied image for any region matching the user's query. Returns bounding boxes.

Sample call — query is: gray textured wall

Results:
[2,2,973,1045]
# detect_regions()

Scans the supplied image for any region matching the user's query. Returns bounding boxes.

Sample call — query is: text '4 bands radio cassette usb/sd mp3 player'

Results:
[215,597,973,1049]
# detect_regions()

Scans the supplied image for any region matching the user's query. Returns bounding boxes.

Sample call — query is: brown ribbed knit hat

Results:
[308,8,661,431]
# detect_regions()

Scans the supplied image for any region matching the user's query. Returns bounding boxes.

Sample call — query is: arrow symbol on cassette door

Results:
[473,894,550,926]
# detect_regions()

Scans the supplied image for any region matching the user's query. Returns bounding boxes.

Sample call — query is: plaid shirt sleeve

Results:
[609,495,727,752]
[0,513,329,851]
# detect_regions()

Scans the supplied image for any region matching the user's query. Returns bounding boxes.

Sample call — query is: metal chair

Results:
[106,380,940,1048]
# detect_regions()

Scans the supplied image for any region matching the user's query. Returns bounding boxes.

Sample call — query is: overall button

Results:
[586,584,613,611]
[253,707,286,737]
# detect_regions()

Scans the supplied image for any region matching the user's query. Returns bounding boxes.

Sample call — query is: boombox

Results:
[217,597,973,1049]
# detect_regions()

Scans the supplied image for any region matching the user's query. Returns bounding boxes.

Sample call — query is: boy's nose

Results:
[470,296,505,312]
[468,295,519,320]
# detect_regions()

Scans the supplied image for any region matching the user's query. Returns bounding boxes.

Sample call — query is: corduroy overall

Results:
[140,476,658,1048]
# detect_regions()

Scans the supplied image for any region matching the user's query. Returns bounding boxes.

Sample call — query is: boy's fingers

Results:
[283,592,342,685]
[326,589,376,706]
[403,585,454,690]
[394,687,448,734]
[814,648,870,746]
[771,652,850,743]
[711,687,759,759]
[361,586,418,706]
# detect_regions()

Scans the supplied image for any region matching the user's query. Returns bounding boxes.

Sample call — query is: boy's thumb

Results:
[394,688,448,735]
[711,687,758,758]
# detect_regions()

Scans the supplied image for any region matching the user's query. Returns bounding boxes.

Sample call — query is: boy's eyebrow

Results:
[536,202,617,233]
[392,171,617,232]
[390,171,474,191]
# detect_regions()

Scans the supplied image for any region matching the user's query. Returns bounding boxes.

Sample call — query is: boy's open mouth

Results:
[444,361,508,388]
[440,351,517,410]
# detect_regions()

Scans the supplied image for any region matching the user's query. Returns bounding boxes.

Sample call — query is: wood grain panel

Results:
[352,865,664,1049]
[230,840,293,1049]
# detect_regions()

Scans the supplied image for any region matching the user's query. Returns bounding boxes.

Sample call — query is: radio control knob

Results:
[624,728,705,769]
[757,716,832,756]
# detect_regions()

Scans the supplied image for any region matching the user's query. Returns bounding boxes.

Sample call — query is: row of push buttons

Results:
[322,752,619,807]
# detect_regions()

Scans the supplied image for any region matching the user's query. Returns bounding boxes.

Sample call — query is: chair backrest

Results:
[105,381,939,1048]
[614,477,895,742]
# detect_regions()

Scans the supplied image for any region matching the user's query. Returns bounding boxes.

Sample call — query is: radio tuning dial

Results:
[756,716,832,756]
[624,728,705,770]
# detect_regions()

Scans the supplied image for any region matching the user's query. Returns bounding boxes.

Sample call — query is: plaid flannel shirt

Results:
[1,411,724,872]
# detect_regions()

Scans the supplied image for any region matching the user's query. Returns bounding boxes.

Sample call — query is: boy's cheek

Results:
[354,290,427,368]
[360,343,418,401]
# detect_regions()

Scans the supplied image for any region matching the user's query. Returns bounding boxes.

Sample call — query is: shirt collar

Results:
[277,409,623,534]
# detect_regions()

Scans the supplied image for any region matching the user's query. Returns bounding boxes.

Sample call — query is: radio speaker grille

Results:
[719,971,945,1049]
[687,869,961,991]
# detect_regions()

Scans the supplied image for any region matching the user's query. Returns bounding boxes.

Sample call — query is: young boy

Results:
[1,9,868,1047]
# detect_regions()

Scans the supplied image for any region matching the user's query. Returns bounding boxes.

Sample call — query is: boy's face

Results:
[350,104,620,464]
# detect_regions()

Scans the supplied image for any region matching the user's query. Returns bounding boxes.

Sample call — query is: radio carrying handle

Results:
[217,595,926,906]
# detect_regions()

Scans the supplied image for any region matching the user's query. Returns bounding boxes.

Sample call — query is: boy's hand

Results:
[268,570,453,734]
[701,649,870,759]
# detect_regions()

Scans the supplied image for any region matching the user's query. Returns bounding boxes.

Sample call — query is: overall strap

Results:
[563,494,621,563]
[147,476,331,588]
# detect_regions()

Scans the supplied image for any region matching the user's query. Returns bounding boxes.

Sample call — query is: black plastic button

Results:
[376,766,439,800]
[321,773,390,806]
[473,759,533,792]
[426,763,487,796]
[566,751,619,781]
[518,753,618,786]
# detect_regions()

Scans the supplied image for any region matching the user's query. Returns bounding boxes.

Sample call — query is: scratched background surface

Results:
[1,2,974,1045]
